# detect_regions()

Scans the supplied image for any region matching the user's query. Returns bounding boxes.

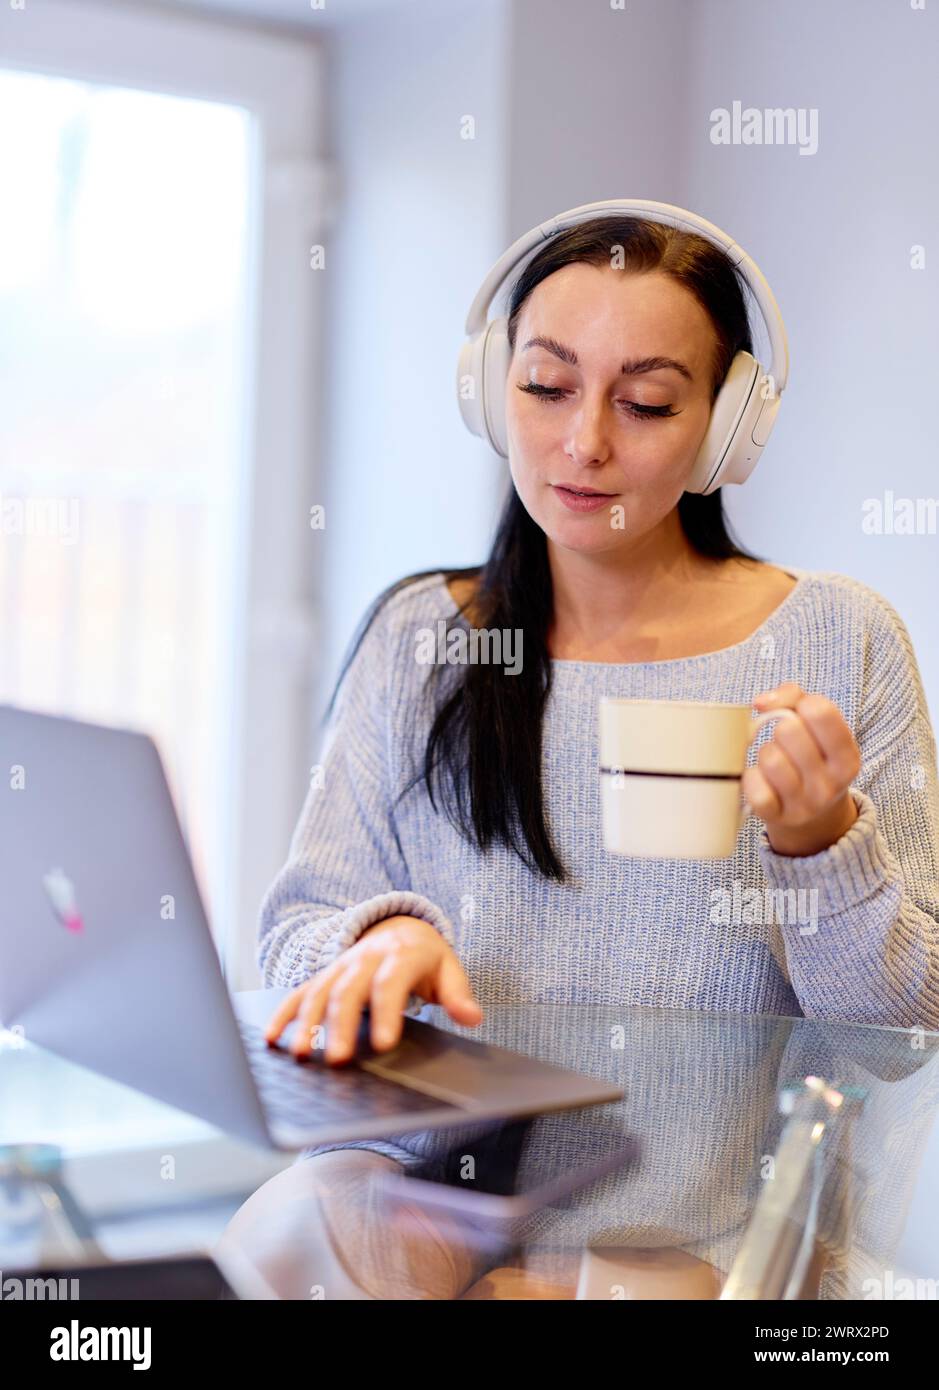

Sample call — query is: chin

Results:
[543,519,627,555]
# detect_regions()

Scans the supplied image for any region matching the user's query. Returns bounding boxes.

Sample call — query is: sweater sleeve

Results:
[257,590,456,992]
[755,594,939,1029]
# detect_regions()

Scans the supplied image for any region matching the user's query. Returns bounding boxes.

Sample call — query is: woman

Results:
[223,215,939,1298]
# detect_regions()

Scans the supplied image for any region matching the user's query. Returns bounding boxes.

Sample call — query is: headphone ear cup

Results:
[482,316,512,458]
[457,319,512,456]
[685,351,761,495]
[457,333,487,442]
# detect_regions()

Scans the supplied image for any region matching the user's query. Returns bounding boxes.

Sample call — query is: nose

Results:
[563,393,613,468]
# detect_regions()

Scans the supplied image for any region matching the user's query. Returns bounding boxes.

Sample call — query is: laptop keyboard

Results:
[236,1017,461,1129]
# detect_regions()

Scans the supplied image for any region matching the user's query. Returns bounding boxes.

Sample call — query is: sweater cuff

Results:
[310,888,457,971]
[756,789,898,918]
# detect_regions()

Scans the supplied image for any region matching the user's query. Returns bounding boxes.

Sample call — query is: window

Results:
[0,68,251,924]
[2,0,329,985]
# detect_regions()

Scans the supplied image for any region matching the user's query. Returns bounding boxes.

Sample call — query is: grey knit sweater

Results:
[256,567,939,1192]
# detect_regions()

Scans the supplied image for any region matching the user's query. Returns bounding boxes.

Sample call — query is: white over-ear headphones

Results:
[456,199,789,495]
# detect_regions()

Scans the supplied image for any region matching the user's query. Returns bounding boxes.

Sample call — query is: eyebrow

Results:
[521,336,693,383]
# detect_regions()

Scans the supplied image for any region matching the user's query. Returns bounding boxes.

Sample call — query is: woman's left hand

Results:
[744,682,862,856]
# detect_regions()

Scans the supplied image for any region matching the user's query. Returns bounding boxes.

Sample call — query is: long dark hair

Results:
[326,216,763,882]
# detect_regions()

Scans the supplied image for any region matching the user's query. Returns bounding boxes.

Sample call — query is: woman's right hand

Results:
[264,915,483,1064]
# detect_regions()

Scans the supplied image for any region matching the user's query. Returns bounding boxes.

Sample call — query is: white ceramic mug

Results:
[599,697,798,859]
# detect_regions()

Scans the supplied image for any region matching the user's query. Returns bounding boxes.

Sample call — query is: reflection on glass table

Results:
[217,1005,939,1301]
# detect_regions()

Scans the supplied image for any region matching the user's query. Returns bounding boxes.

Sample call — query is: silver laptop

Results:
[0,704,623,1150]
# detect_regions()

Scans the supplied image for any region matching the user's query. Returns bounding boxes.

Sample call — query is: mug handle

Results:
[739,708,800,823]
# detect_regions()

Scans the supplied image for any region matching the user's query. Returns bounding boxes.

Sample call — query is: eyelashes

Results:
[515,381,679,421]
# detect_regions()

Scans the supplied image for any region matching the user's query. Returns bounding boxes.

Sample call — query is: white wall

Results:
[505,0,695,235]
[680,0,939,711]
[314,0,510,718]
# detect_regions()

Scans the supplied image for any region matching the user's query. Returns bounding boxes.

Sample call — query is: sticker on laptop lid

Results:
[42,868,84,934]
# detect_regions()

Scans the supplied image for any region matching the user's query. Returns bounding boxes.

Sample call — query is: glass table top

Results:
[2,1002,937,1300]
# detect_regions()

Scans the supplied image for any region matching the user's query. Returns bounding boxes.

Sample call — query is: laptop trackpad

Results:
[364,1017,608,1109]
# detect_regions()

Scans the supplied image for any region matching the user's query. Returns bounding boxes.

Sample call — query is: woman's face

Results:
[504,264,719,555]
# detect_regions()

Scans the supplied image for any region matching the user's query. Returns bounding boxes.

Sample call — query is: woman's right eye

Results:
[516,382,566,401]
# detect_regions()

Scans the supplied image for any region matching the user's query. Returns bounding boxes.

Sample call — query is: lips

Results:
[554,484,616,497]
[551,484,617,513]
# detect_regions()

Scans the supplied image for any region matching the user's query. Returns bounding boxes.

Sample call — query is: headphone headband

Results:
[465,198,788,390]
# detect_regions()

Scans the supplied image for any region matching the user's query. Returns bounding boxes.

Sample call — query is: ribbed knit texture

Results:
[256,567,939,1286]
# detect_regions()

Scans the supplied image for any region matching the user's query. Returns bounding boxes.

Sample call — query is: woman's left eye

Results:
[515,382,677,420]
